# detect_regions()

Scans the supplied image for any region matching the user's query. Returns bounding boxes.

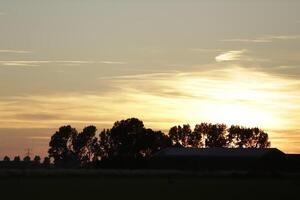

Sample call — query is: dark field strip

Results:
[0,170,299,200]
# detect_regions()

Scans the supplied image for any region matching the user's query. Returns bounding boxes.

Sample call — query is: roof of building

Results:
[154,147,285,158]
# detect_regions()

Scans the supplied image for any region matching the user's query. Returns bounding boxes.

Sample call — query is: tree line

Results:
[1,155,51,168]
[46,118,270,167]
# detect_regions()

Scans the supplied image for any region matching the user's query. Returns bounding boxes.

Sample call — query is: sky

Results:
[0,0,300,158]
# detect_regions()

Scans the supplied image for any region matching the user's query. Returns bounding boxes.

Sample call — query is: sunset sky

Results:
[1,0,300,157]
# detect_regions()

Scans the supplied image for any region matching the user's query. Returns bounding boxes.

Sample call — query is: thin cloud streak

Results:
[221,39,270,43]
[27,136,50,140]
[100,61,127,64]
[0,60,127,67]
[0,49,32,54]
[268,35,300,40]
[0,61,50,67]
[190,48,223,53]
[221,35,300,43]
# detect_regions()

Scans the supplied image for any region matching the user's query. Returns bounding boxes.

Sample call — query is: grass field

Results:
[1,170,299,200]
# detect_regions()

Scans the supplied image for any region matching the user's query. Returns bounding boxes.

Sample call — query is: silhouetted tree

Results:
[23,156,31,162]
[169,123,231,147]
[13,156,21,162]
[135,129,172,157]
[48,125,79,167]
[3,156,10,162]
[201,123,228,147]
[98,129,114,159]
[33,155,41,164]
[228,125,271,148]
[43,157,51,167]
[255,128,271,148]
[74,125,98,165]
[169,124,192,147]
[109,118,145,157]
[102,118,172,158]
[188,124,204,147]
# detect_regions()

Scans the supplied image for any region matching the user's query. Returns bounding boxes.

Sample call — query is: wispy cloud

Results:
[267,35,300,40]
[0,12,6,16]
[221,39,270,43]
[58,61,96,65]
[27,136,51,140]
[0,61,50,67]
[0,60,127,67]
[100,61,127,64]
[12,113,61,121]
[0,49,32,54]
[275,65,296,70]
[221,35,300,43]
[190,48,223,53]
[99,72,177,80]
[215,50,246,62]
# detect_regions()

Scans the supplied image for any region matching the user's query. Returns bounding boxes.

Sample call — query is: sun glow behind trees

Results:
[0,66,300,155]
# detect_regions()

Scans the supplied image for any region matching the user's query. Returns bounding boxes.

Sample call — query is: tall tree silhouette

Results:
[188,124,204,147]
[199,123,228,147]
[169,124,191,147]
[103,118,171,158]
[109,118,145,157]
[48,125,79,166]
[135,129,172,157]
[98,129,114,159]
[74,125,98,164]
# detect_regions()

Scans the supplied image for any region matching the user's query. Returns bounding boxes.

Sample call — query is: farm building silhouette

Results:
[150,147,287,170]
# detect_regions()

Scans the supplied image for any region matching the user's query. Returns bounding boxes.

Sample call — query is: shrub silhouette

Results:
[33,155,41,165]
[13,156,21,162]
[3,156,10,162]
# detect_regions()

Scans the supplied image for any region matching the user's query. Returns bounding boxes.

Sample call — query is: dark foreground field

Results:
[1,170,300,200]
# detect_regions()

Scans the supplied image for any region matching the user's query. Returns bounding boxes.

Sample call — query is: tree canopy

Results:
[47,118,271,167]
